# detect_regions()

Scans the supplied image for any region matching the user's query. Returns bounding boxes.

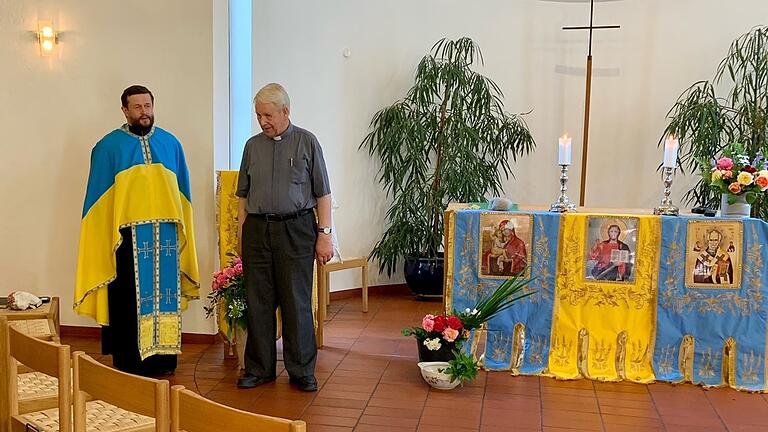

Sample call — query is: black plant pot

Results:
[417,339,456,363]
[404,255,444,297]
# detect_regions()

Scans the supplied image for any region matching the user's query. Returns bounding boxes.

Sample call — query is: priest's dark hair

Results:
[121,85,154,107]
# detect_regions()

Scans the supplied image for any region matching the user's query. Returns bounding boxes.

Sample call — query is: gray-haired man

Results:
[236,83,333,391]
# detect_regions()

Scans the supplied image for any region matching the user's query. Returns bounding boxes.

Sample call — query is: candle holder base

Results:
[653,204,679,216]
[550,202,577,213]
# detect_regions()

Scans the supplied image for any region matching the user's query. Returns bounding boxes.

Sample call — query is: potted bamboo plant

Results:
[662,26,768,220]
[360,37,535,295]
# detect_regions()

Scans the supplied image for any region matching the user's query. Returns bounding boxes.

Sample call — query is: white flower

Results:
[472,308,479,315]
[736,154,751,165]
[464,308,471,313]
[423,338,442,351]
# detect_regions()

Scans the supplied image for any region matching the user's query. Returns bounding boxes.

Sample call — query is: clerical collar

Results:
[272,123,295,141]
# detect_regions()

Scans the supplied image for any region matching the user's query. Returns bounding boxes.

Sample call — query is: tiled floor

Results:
[63,292,768,432]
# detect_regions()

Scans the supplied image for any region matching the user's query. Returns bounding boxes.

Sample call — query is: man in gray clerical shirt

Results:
[235,83,333,392]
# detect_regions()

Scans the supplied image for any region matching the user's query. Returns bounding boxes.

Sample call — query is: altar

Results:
[444,207,768,391]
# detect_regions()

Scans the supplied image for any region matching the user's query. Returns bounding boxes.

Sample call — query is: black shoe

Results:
[289,375,318,392]
[237,374,276,389]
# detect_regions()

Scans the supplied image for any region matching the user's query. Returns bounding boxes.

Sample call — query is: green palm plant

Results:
[360,37,535,277]
[662,26,768,219]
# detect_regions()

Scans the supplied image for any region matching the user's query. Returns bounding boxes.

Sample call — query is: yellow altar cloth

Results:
[549,213,660,382]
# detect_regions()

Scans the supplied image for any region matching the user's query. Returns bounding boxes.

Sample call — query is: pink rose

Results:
[728,182,742,194]
[716,157,734,170]
[442,327,459,342]
[422,314,435,332]
[216,274,228,285]
[223,267,235,278]
[723,170,733,179]
[234,263,243,274]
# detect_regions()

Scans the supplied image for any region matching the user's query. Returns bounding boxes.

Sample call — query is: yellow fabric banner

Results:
[549,213,660,382]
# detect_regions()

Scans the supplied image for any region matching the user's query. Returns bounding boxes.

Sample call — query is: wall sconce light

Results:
[37,20,58,56]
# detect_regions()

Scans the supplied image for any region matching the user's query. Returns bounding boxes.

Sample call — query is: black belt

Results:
[249,208,313,222]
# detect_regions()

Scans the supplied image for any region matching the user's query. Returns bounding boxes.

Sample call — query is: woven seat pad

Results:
[15,400,155,432]
[8,319,52,338]
[18,371,58,401]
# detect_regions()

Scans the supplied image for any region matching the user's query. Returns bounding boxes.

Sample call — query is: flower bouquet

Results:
[203,255,247,342]
[704,143,768,205]
[404,274,534,385]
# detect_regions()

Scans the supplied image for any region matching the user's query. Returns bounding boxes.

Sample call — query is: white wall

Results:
[251,0,768,289]
[0,0,217,333]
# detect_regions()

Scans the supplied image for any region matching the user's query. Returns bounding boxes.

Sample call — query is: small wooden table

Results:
[0,297,60,343]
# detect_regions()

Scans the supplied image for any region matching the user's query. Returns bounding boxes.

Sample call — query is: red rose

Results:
[447,316,463,330]
[432,316,447,333]
[744,166,757,174]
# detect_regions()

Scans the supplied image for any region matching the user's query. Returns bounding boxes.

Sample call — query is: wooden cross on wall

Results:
[562,0,620,206]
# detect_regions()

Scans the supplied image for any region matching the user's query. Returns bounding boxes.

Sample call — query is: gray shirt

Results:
[236,123,331,214]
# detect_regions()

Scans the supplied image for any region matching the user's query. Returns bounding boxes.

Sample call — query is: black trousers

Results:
[242,212,317,379]
[101,228,177,376]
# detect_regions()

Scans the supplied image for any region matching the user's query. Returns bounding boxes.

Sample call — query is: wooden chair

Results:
[170,385,306,432]
[1,316,72,432]
[72,351,170,432]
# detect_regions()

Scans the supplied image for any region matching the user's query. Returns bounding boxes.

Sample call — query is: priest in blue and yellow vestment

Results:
[74,85,199,375]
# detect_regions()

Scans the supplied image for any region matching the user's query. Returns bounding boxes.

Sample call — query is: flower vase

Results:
[234,325,248,370]
[417,339,457,362]
[721,193,751,218]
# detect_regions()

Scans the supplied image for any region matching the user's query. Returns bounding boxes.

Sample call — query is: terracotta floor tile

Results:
[363,405,423,419]
[599,405,660,419]
[305,426,353,432]
[302,414,359,428]
[664,425,727,432]
[603,425,664,432]
[481,407,542,429]
[661,414,727,428]
[354,424,416,432]
[541,392,601,413]
[420,406,481,429]
[312,397,369,410]
[601,413,663,427]
[357,414,419,429]
[419,426,479,432]
[304,405,364,419]
[541,410,603,430]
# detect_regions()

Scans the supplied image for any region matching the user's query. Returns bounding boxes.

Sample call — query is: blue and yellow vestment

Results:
[74,125,199,359]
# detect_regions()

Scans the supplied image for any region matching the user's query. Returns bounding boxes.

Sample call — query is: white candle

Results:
[558,134,572,165]
[663,136,679,168]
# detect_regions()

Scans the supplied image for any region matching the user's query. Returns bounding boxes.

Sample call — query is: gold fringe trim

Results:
[470,323,487,368]
[615,331,628,380]
[679,335,695,383]
[723,337,737,387]
[577,328,590,379]
[509,323,526,375]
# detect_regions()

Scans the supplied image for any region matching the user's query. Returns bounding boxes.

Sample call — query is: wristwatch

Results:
[318,226,332,235]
